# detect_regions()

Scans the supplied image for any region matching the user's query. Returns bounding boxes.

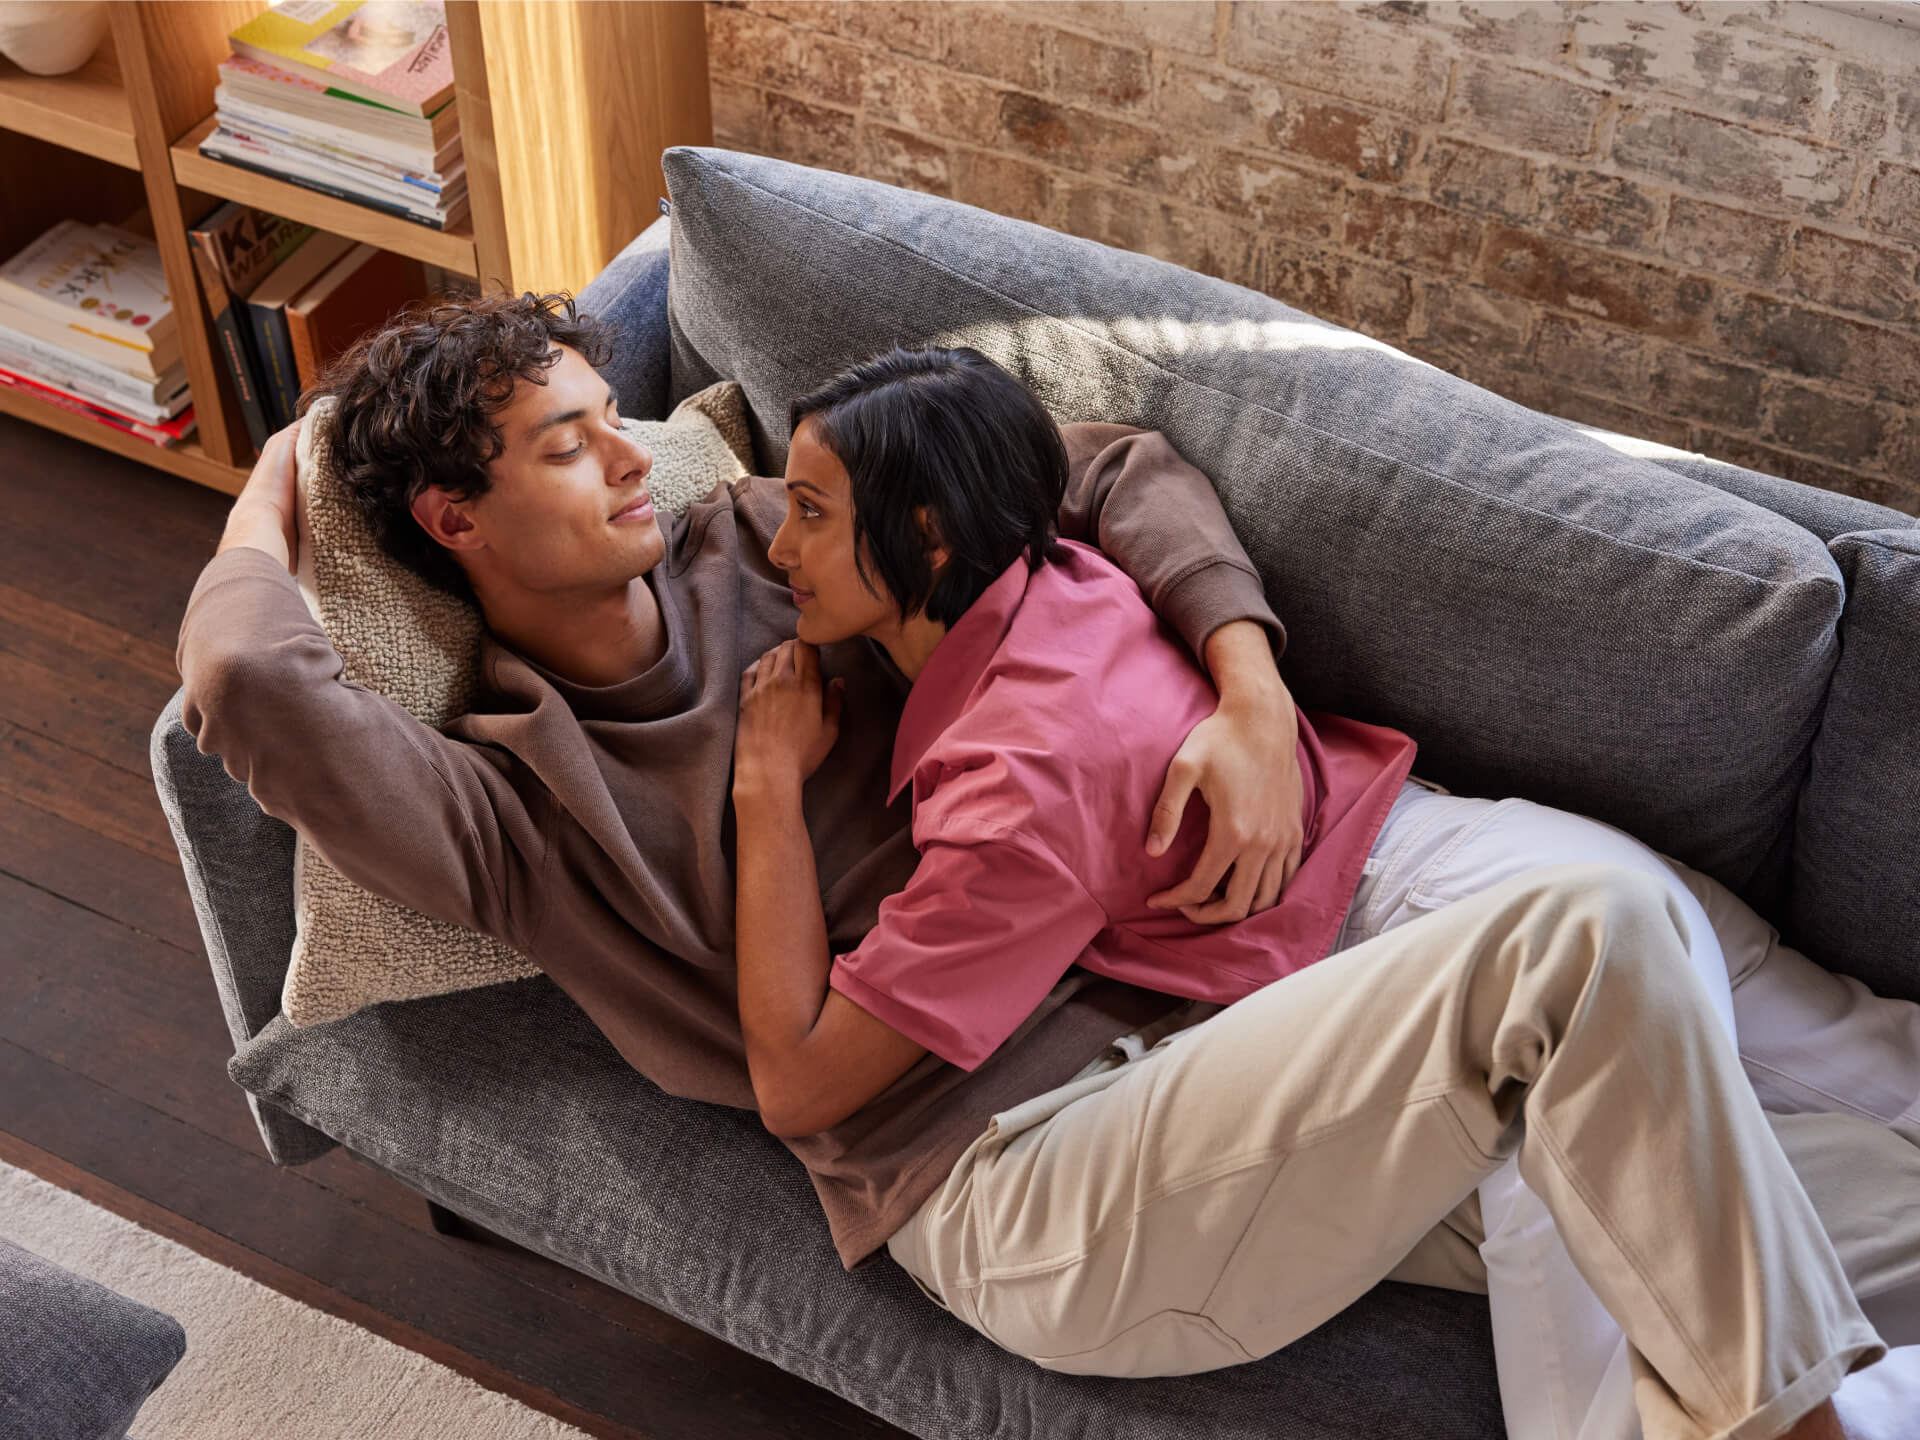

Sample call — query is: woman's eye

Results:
[800,501,820,519]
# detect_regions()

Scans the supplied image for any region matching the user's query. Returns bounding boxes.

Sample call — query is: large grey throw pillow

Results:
[660,146,1843,910]
[1789,529,1920,1002]
[285,381,755,1026]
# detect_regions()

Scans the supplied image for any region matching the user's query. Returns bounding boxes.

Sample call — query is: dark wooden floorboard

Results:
[0,415,911,1439]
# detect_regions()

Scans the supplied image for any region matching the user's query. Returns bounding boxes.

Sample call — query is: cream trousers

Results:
[886,863,1887,1440]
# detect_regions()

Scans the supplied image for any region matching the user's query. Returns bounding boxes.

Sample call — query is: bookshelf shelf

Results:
[0,49,138,169]
[172,115,479,278]
[0,380,246,494]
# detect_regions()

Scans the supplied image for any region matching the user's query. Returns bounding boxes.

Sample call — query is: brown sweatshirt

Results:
[179,424,1284,1269]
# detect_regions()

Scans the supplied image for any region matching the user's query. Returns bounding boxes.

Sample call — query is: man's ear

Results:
[410,488,484,553]
[911,505,951,573]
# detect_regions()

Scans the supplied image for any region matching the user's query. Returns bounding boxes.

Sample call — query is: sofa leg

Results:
[426,1200,477,1240]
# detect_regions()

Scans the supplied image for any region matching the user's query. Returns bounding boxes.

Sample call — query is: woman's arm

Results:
[733,640,927,1138]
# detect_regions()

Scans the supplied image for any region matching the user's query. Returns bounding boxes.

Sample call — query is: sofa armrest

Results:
[149,690,336,1166]
[578,212,673,422]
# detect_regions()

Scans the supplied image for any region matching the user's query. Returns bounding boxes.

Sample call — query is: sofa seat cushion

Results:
[661,146,1845,912]
[1790,529,1920,1003]
[229,977,1503,1440]
[0,1235,186,1440]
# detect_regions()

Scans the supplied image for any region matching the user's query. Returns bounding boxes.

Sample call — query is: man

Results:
[183,294,1910,1440]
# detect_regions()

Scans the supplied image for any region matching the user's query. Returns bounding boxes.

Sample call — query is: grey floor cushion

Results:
[0,1236,185,1440]
[229,976,1504,1440]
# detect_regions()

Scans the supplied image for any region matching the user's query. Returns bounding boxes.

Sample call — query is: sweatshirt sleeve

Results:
[175,545,549,949]
[1056,423,1286,661]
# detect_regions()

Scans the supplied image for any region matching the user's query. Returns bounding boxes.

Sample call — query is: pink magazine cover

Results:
[220,53,329,96]
[230,2,453,115]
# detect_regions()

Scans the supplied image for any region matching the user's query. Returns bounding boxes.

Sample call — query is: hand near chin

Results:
[734,639,846,804]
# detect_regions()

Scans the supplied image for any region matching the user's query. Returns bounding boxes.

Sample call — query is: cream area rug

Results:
[0,1161,591,1439]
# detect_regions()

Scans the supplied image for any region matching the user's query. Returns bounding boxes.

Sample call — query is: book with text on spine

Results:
[188,202,316,453]
[0,221,178,367]
[0,365,197,448]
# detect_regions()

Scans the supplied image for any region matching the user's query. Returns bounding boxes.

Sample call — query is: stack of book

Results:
[190,201,429,452]
[0,221,196,449]
[200,1,465,231]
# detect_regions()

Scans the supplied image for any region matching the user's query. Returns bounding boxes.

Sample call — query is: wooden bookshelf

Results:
[172,116,480,277]
[0,1,712,494]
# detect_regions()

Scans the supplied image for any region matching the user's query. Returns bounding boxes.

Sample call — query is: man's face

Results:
[768,417,899,647]
[443,345,661,594]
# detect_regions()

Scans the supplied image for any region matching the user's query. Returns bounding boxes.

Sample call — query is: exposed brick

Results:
[840,2,945,60]
[1532,313,1650,390]
[1421,282,1533,356]
[1263,239,1413,335]
[1572,7,1822,133]
[1349,263,1416,339]
[1227,3,1450,120]
[1153,61,1279,150]
[706,6,867,108]
[1271,96,1419,182]
[1052,28,1149,110]
[947,8,1050,91]
[1888,415,1919,490]
[1660,197,1790,287]
[1828,62,1889,148]
[1008,2,1218,57]
[999,94,1190,196]
[709,77,768,151]
[1347,190,1481,276]
[1483,226,1714,341]
[1713,291,1920,401]
[1895,86,1920,163]
[1427,139,1537,220]
[1058,179,1263,290]
[763,92,857,170]
[1863,161,1920,240]
[1787,228,1916,325]
[735,0,840,31]
[863,54,1003,146]
[857,122,951,197]
[1695,431,1917,513]
[1539,167,1661,250]
[1645,346,1764,431]
[1448,58,1607,157]
[1613,108,1853,219]
[1763,382,1889,467]
[950,148,1052,223]
[1357,1,1570,66]
[1205,148,1346,244]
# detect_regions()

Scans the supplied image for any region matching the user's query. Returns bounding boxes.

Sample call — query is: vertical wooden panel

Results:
[112,1,245,464]
[445,1,512,292]
[475,0,710,297]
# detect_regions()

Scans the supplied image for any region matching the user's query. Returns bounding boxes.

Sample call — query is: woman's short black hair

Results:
[789,346,1068,628]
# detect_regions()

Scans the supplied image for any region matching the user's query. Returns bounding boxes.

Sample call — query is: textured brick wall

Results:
[707,1,1920,514]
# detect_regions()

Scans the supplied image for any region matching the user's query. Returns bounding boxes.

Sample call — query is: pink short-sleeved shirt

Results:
[828,541,1417,1071]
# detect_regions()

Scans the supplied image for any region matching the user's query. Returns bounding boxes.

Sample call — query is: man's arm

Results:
[182,425,548,946]
[1056,424,1305,920]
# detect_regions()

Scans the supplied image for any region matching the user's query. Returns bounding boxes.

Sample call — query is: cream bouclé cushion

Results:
[284,380,756,1026]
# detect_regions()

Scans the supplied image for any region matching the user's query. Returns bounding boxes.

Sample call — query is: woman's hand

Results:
[217,421,302,571]
[735,639,845,801]
[1146,621,1305,924]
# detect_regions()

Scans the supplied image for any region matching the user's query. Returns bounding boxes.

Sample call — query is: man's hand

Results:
[1146,620,1305,924]
[217,421,302,571]
[734,640,845,802]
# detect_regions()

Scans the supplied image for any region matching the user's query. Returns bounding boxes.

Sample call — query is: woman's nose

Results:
[768,516,795,569]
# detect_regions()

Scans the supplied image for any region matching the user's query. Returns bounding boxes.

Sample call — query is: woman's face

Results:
[768,418,900,648]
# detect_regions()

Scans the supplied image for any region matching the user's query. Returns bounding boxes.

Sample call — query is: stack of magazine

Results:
[0,221,196,449]
[200,1,465,231]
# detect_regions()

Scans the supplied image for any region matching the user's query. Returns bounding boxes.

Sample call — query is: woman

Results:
[733,346,1920,1440]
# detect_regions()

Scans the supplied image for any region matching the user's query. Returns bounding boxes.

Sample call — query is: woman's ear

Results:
[911,505,951,573]
[410,488,484,552]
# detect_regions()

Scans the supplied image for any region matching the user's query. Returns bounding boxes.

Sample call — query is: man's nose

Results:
[614,436,652,482]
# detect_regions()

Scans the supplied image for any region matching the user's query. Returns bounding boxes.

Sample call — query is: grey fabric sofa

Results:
[151,147,1920,1440]
[0,1236,186,1440]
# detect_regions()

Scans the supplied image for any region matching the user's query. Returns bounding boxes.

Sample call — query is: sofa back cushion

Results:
[661,147,1843,907]
[1790,529,1920,1000]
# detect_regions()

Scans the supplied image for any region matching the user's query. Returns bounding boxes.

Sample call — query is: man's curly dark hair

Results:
[307,291,613,597]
